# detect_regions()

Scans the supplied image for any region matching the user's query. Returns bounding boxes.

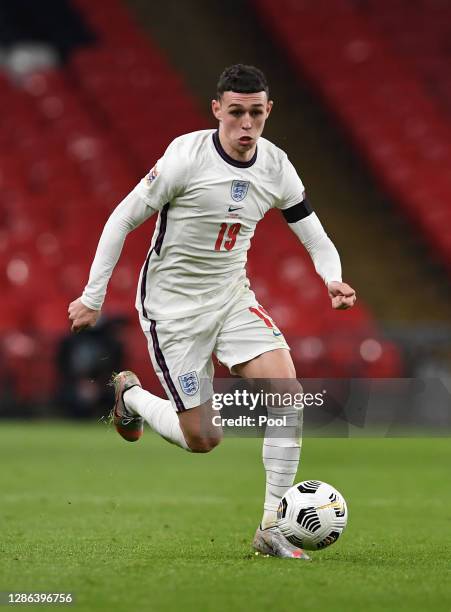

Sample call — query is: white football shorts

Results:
[139,286,290,411]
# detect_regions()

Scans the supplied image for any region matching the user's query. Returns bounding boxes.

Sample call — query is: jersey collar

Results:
[212,130,257,168]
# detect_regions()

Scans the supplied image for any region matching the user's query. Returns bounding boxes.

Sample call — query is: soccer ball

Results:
[277,480,348,551]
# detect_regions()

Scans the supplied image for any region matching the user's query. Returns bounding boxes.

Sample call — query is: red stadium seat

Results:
[0,0,407,396]
[254,0,451,273]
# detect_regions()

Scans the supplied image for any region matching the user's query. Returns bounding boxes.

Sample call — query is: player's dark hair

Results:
[217,64,269,99]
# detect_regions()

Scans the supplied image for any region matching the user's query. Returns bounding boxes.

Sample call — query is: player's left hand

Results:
[327,281,356,310]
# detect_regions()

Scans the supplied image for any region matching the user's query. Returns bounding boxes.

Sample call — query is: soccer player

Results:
[68,64,356,560]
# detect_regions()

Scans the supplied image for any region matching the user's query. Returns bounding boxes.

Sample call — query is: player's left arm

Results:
[277,157,356,310]
[282,203,356,310]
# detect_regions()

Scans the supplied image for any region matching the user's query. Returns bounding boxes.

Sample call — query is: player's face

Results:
[212,91,273,161]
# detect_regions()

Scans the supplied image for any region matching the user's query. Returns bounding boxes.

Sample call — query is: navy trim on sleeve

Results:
[281,199,313,223]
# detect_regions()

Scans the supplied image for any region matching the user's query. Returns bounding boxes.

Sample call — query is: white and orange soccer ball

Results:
[277,480,348,551]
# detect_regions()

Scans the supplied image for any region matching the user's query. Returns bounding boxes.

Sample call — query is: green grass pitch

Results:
[1,422,450,612]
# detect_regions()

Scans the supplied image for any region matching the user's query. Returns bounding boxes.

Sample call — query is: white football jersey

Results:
[134,129,305,320]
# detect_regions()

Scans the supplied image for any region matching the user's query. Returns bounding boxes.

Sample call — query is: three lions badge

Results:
[231,180,250,202]
[178,371,199,396]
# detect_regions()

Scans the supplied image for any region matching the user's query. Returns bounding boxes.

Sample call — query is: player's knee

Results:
[267,377,302,399]
[187,434,222,453]
[284,377,303,396]
[283,362,298,380]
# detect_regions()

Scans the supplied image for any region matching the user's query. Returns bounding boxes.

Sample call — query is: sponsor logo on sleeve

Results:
[146,165,159,184]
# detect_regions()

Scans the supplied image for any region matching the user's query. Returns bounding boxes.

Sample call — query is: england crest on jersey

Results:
[231,180,250,202]
[178,371,199,396]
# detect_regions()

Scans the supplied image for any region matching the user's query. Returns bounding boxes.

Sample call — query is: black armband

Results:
[281,199,313,223]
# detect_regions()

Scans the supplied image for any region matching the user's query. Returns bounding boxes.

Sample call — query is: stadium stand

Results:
[0,0,403,410]
[254,0,451,273]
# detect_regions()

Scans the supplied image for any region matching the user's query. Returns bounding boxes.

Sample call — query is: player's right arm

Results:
[68,185,158,332]
[68,138,189,333]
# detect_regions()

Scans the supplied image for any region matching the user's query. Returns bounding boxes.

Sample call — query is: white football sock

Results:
[124,386,190,451]
[261,406,302,529]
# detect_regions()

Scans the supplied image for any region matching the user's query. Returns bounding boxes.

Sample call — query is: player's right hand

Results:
[68,297,101,333]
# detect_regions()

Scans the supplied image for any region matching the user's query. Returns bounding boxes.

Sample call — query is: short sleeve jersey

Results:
[135,129,305,320]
